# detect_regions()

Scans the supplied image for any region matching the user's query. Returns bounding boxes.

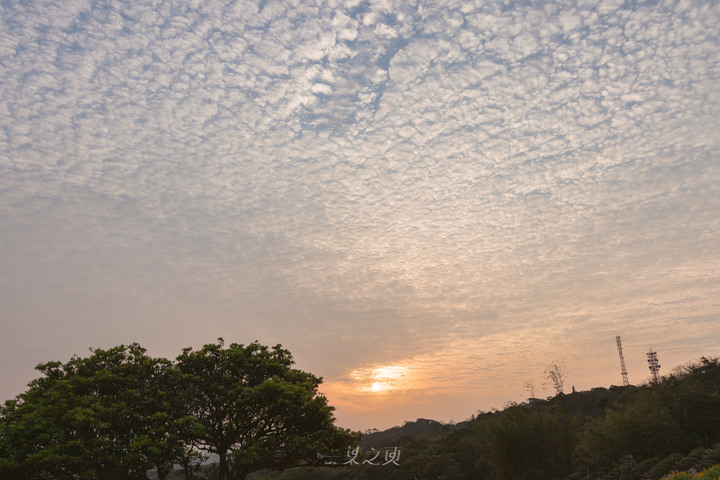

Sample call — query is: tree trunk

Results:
[177,458,194,479]
[156,464,171,480]
[182,465,195,480]
[218,452,230,480]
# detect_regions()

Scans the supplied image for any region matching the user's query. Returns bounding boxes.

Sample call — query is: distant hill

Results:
[361,417,460,447]
[245,355,720,480]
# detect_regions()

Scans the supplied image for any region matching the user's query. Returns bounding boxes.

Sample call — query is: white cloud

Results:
[1,0,720,429]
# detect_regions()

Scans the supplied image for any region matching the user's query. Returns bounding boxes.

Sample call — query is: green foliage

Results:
[664,464,720,480]
[175,339,359,480]
[656,358,720,448]
[697,447,720,471]
[578,388,681,470]
[0,344,185,479]
[0,341,358,480]
[3,350,720,480]
[339,356,720,480]
[611,454,637,480]
[697,465,720,480]
[473,403,581,480]
[665,473,694,480]
[643,452,683,480]
[634,456,661,477]
[676,448,706,471]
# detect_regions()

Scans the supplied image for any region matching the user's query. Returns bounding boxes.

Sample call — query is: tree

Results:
[523,378,537,399]
[175,339,359,480]
[0,340,357,480]
[544,361,567,396]
[0,344,185,479]
[658,357,720,446]
[576,389,681,471]
[475,404,580,480]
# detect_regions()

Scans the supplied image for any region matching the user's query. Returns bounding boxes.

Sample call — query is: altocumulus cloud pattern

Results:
[1,0,720,428]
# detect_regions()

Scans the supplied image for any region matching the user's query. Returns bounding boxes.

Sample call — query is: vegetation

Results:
[2,347,719,480]
[175,340,358,480]
[665,464,720,480]
[248,356,720,480]
[0,340,358,480]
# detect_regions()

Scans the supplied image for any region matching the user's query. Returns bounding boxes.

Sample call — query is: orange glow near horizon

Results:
[320,328,720,432]
[354,364,409,394]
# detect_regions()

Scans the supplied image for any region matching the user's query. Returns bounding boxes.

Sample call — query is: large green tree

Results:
[0,344,185,479]
[0,340,357,480]
[175,339,359,480]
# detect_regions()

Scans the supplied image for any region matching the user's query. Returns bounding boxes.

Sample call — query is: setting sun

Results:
[370,382,391,393]
[367,365,407,393]
[345,364,410,394]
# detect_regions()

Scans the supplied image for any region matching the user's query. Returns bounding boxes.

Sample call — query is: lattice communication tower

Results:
[647,348,661,383]
[616,336,630,386]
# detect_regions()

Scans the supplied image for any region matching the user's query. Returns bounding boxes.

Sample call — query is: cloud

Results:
[1,0,720,429]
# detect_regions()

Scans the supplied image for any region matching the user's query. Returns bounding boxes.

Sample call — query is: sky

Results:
[1,0,719,431]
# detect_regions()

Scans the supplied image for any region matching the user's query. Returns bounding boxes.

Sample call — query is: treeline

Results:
[248,356,720,480]
[4,345,719,480]
[0,340,358,480]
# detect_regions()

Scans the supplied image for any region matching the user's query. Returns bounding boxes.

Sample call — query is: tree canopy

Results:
[0,344,180,479]
[0,340,358,480]
[175,339,358,480]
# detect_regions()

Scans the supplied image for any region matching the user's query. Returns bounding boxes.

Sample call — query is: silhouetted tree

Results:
[544,361,567,395]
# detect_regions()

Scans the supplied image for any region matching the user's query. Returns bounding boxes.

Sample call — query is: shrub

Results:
[664,473,693,480]
[676,448,706,471]
[696,464,720,480]
[697,450,720,471]
[637,457,662,477]
[657,464,720,480]
[644,453,683,479]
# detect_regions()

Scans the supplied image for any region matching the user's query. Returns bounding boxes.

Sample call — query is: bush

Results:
[644,453,683,479]
[696,464,720,480]
[665,473,693,480]
[655,464,720,480]
[676,448,706,471]
[636,457,661,477]
[697,450,720,471]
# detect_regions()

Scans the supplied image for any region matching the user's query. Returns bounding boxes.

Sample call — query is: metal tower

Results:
[646,348,661,383]
[616,336,630,386]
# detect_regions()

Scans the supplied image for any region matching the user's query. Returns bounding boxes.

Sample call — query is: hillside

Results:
[243,356,720,480]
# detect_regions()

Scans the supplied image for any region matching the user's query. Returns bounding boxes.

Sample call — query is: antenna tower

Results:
[615,336,630,386]
[646,348,661,383]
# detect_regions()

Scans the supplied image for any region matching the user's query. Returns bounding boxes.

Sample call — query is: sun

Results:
[365,365,407,394]
[370,382,392,392]
[345,363,411,395]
